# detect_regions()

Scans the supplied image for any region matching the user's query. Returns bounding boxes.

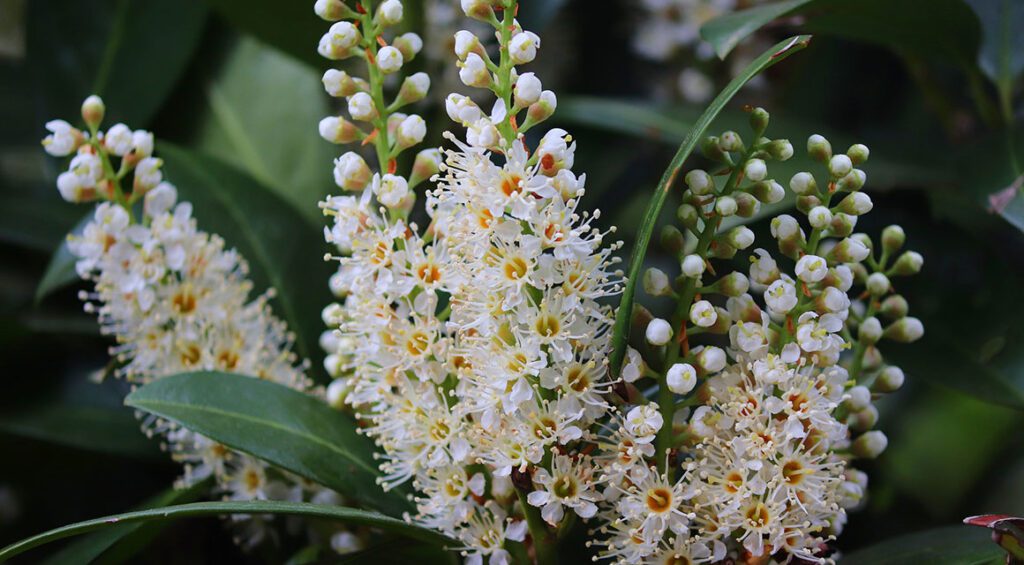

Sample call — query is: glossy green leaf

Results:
[194,37,335,223]
[159,143,333,377]
[700,0,812,59]
[608,35,812,374]
[0,402,159,460]
[0,501,453,563]
[203,0,325,68]
[124,371,410,516]
[41,480,210,565]
[964,0,1024,106]
[841,525,1005,565]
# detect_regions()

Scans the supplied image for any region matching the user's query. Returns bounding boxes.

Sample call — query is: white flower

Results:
[689,300,717,328]
[621,347,644,383]
[749,248,779,285]
[454,30,480,60]
[333,152,372,190]
[373,173,409,208]
[646,318,673,346]
[795,311,844,353]
[42,120,78,156]
[625,404,663,441]
[764,278,797,313]
[104,123,133,156]
[795,254,828,283]
[319,21,361,59]
[808,206,832,229]
[459,53,490,88]
[527,455,601,525]
[134,157,163,189]
[376,45,404,74]
[666,363,697,394]
[509,31,540,64]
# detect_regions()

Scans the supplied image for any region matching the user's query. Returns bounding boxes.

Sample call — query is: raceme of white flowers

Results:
[41,96,361,552]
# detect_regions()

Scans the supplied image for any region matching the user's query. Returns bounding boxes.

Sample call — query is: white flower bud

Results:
[131,130,154,156]
[874,366,905,393]
[744,158,767,182]
[459,52,491,88]
[837,192,873,215]
[789,171,818,195]
[681,254,705,278]
[716,272,749,297]
[81,95,105,128]
[42,120,80,157]
[808,206,833,229]
[725,226,755,249]
[666,363,697,395]
[144,182,177,217]
[866,272,890,296]
[315,0,355,20]
[845,385,872,411]
[319,116,362,144]
[646,318,673,346]
[830,237,870,263]
[393,32,423,61]
[103,123,133,156]
[347,92,377,122]
[376,45,404,74]
[883,317,924,343]
[852,430,888,459]
[720,131,743,152]
[509,31,540,64]
[751,180,785,203]
[715,196,737,216]
[373,173,409,208]
[767,139,794,160]
[514,72,542,107]
[526,90,557,125]
[454,30,481,60]
[848,143,870,164]
[395,72,430,106]
[333,152,372,191]
[849,404,879,432]
[376,0,403,25]
[829,154,853,178]
[326,379,347,408]
[643,268,671,296]
[396,114,426,149]
[807,134,832,162]
[891,251,923,276]
[837,168,867,192]
[689,300,717,328]
[445,93,483,126]
[696,346,726,374]
[881,225,905,254]
[685,169,714,195]
[319,21,361,60]
[795,254,828,283]
[134,157,163,190]
[322,69,363,97]
[461,0,494,21]
[859,316,882,344]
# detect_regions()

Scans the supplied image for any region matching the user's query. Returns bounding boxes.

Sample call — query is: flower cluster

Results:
[318,0,625,562]
[42,96,358,552]
[607,111,923,562]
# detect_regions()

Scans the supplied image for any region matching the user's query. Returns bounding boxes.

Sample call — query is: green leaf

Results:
[35,213,91,304]
[607,35,812,375]
[41,480,210,565]
[963,0,1024,106]
[0,196,81,253]
[203,0,325,68]
[700,0,813,59]
[159,143,333,378]
[841,525,1005,565]
[0,501,453,563]
[193,37,335,223]
[124,371,411,516]
[0,402,159,460]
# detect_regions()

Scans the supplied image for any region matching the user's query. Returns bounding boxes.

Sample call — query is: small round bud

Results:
[795,254,828,283]
[714,196,737,217]
[454,30,482,60]
[696,346,727,374]
[319,21,361,59]
[681,254,705,279]
[837,169,866,192]
[808,206,833,229]
[845,385,872,411]
[750,180,784,204]
[660,225,685,256]
[689,300,717,328]
[514,72,542,107]
[347,92,377,121]
[374,173,410,208]
[863,345,884,371]
[848,143,870,165]
[326,379,347,408]
[725,226,755,249]
[789,171,818,196]
[744,158,767,182]
[890,251,923,276]
[734,192,760,218]
[880,295,909,320]
[852,430,888,459]
[646,318,673,346]
[376,0,403,25]
[666,363,698,395]
[322,69,363,97]
[719,131,743,152]
[319,116,363,144]
[525,91,557,125]
[461,0,494,21]
[829,237,870,263]
[676,203,699,231]
[333,152,372,191]
[873,366,905,393]
[858,316,882,345]
[837,192,873,215]
[685,169,714,195]
[643,268,671,297]
[315,0,356,20]
[700,136,729,162]
[881,225,905,254]
[849,405,879,432]
[807,134,832,163]
[715,272,749,297]
[866,272,890,296]
[766,139,794,161]
[883,317,924,343]
[81,95,105,129]
[509,31,540,64]
[829,154,853,178]
[396,72,430,106]
[409,148,442,188]
[395,114,426,149]
[459,52,491,88]
[749,107,770,133]
[393,32,423,61]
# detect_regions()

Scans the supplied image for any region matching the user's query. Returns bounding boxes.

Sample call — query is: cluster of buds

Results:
[316,0,439,209]
[41,96,363,552]
[615,109,923,562]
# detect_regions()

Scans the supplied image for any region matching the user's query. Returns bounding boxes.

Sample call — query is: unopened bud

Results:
[685,169,714,195]
[714,196,737,217]
[881,225,905,254]
[393,32,423,61]
[333,152,372,191]
[319,21,361,60]
[873,366,905,393]
[701,136,729,162]
[409,148,442,188]
[513,72,542,107]
[884,317,924,343]
[347,92,378,122]
[837,169,866,192]
[643,268,671,296]
[724,226,755,250]
[807,134,832,163]
[766,139,794,161]
[858,316,882,345]
[681,254,705,278]
[719,131,743,152]
[750,180,784,204]
[734,192,760,218]
[744,158,767,182]
[326,379,348,408]
[454,30,483,60]
[509,31,540,65]
[525,91,557,127]
[676,203,699,231]
[830,213,857,237]
[81,95,105,129]
[852,430,888,459]
[376,0,403,25]
[849,405,879,432]
[830,237,870,263]
[660,225,685,256]
[836,192,873,215]
[879,295,909,320]
[790,171,818,196]
[845,385,872,411]
[646,318,673,346]
[322,69,364,97]
[829,154,853,178]
[666,363,698,394]
[315,0,357,20]
[890,251,923,276]
[714,272,750,297]
[848,143,870,165]
[808,206,833,229]
[395,114,426,149]
[696,346,727,374]
[395,72,430,106]
[796,195,821,215]
[460,0,494,21]
[709,240,737,259]
[866,272,890,296]
[749,107,770,133]
[318,116,363,144]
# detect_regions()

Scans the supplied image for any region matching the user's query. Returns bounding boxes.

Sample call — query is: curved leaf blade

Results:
[0,501,453,563]
[124,371,410,516]
[841,525,1005,565]
[608,35,812,375]
[700,0,812,59]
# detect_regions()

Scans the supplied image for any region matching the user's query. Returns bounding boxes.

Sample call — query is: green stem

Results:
[515,488,558,565]
[495,2,516,144]
[360,2,393,172]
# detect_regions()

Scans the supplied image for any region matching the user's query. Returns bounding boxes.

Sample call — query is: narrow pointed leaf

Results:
[700,0,812,59]
[608,35,812,375]
[124,371,410,516]
[0,501,453,563]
